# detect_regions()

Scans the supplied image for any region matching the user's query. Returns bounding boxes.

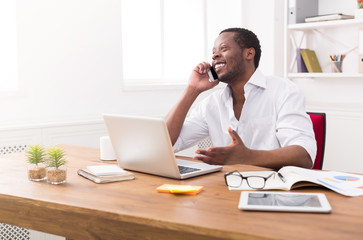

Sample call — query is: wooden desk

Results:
[0,145,362,240]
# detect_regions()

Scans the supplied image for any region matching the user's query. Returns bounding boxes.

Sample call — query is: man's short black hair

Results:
[220,28,261,69]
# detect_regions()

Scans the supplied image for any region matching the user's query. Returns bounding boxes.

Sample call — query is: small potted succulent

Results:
[26,144,47,181]
[46,146,67,184]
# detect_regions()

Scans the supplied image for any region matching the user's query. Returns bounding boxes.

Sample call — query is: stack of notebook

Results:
[78,165,135,183]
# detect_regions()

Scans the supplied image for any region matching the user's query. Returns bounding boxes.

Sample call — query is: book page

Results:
[278,166,319,189]
[87,165,126,176]
[286,167,363,197]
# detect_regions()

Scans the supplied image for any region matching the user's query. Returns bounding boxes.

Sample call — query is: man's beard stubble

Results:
[218,64,245,84]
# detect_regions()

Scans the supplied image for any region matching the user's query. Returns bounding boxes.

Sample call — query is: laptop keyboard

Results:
[178,165,201,174]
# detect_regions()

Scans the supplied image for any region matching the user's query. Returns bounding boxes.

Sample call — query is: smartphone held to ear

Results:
[208,66,218,82]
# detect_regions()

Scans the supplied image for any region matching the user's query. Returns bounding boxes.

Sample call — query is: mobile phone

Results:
[208,66,218,82]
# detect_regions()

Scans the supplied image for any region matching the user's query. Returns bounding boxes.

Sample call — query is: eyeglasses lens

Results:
[226,172,243,187]
[246,176,265,189]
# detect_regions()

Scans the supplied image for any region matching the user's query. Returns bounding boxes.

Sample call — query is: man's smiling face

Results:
[212,32,246,84]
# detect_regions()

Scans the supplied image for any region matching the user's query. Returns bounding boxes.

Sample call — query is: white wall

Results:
[242,0,285,77]
[0,0,184,127]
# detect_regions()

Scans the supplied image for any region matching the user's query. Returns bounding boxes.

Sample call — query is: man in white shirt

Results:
[166,28,316,169]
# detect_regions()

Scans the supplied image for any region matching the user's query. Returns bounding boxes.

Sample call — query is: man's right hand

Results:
[188,62,219,93]
[166,62,219,145]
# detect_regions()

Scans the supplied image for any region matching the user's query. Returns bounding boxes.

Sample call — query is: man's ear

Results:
[244,47,255,60]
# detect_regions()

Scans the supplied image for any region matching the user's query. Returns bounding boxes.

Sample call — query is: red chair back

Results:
[307,112,326,170]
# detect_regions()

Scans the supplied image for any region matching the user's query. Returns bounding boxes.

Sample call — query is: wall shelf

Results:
[288,73,363,79]
[288,19,363,31]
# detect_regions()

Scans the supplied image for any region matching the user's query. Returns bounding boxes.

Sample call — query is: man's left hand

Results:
[194,127,251,165]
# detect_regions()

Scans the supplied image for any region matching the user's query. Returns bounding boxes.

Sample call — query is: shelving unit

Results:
[281,0,363,175]
[284,2,363,80]
[287,72,363,79]
[288,18,363,30]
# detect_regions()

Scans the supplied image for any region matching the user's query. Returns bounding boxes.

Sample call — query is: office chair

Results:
[197,112,326,170]
[307,112,326,170]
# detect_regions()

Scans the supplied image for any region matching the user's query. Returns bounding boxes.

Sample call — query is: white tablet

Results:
[238,191,332,213]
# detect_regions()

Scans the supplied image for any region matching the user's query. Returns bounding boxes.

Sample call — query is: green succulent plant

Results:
[26,144,46,165]
[46,146,67,168]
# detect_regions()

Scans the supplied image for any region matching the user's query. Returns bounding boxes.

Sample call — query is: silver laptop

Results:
[103,114,222,179]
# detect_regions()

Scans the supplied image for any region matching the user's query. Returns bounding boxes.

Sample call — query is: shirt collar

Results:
[246,69,266,89]
[221,69,266,101]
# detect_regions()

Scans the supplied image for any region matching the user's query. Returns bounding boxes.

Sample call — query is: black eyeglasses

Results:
[224,170,275,190]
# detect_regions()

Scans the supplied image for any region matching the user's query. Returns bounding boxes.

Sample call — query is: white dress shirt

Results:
[173,69,317,164]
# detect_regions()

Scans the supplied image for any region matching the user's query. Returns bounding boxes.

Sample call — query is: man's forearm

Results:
[194,128,313,169]
[245,145,313,169]
[166,86,201,145]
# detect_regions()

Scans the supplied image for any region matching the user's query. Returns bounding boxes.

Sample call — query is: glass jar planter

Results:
[28,163,47,181]
[46,166,67,184]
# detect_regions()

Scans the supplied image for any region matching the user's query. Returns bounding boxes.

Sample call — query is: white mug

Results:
[100,136,116,161]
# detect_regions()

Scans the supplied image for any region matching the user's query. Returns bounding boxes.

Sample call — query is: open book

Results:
[227,166,363,197]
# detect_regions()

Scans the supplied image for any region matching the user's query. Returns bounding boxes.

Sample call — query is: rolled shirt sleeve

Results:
[275,85,317,164]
